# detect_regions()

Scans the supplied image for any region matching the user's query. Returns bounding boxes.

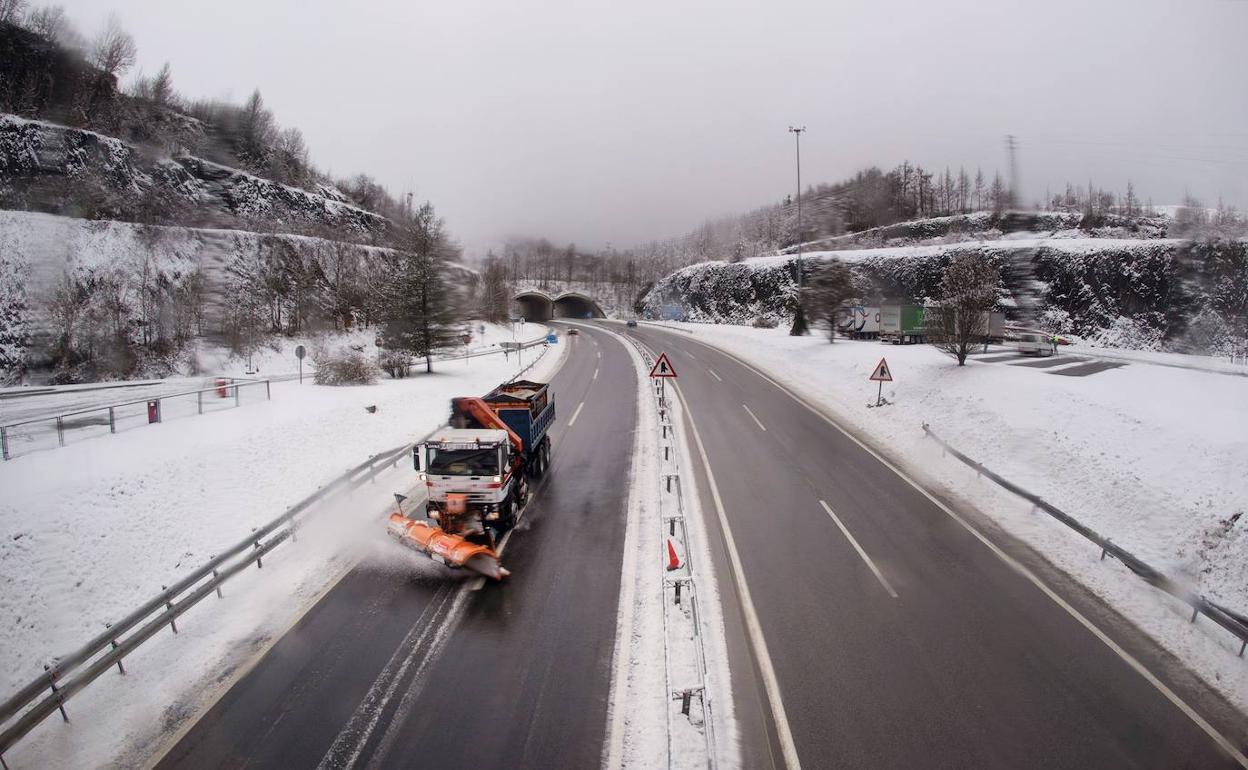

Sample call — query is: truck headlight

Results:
[493,475,502,483]
[419,472,427,481]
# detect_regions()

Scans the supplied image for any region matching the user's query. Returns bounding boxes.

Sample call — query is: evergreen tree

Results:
[377,202,462,374]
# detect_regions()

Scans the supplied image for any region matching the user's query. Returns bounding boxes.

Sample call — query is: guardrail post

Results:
[43,665,67,722]
[197,391,203,415]
[110,640,125,675]
[212,568,223,598]
[1240,639,1246,657]
[155,399,162,424]
[1191,607,1199,623]
[254,541,263,568]
[56,417,64,447]
[1,426,8,460]
[162,588,178,634]
[234,385,241,408]
[266,380,271,400]
[108,406,116,433]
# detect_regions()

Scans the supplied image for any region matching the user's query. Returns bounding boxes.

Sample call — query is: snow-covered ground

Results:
[0,323,546,458]
[647,321,1248,712]
[0,325,563,767]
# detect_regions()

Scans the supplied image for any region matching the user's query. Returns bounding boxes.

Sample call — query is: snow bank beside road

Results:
[0,328,551,698]
[663,323,1248,711]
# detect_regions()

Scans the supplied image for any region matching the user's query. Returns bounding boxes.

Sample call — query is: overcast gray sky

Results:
[56,0,1248,255]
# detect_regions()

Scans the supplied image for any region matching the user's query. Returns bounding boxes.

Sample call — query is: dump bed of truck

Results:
[483,380,555,456]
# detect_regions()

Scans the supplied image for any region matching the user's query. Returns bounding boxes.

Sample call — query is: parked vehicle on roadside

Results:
[1016,333,1055,356]
[880,302,927,344]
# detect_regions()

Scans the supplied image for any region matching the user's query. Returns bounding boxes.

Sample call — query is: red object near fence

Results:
[215,378,229,398]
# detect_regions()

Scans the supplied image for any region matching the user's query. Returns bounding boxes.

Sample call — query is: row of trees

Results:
[224,202,467,377]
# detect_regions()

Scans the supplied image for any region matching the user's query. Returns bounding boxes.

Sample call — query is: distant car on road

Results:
[567,328,579,335]
[626,320,638,327]
[1016,333,1054,356]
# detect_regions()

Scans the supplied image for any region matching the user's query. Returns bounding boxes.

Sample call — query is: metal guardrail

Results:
[0,442,412,764]
[1,379,271,461]
[921,423,1248,657]
[625,333,720,768]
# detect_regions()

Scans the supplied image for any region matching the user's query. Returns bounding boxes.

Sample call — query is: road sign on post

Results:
[649,352,678,378]
[295,345,306,384]
[869,357,892,407]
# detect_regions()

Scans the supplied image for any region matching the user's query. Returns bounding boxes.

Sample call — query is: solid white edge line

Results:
[673,333,1248,769]
[741,403,767,432]
[708,369,723,382]
[819,500,898,599]
[567,400,586,427]
[675,381,802,770]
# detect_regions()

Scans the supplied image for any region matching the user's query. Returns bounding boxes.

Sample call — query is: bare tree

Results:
[0,0,28,25]
[90,15,137,77]
[25,4,74,43]
[801,258,856,343]
[929,253,999,365]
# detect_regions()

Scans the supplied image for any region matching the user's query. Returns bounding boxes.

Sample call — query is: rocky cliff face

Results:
[641,237,1248,354]
[0,114,388,237]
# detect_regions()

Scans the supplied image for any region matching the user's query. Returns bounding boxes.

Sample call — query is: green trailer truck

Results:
[880,302,927,344]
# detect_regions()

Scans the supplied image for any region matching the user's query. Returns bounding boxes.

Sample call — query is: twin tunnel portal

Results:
[514,289,606,321]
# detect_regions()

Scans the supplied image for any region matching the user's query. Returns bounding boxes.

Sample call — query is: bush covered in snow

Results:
[312,344,379,386]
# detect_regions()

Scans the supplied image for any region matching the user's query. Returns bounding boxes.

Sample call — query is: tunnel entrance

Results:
[514,291,554,322]
[552,292,606,319]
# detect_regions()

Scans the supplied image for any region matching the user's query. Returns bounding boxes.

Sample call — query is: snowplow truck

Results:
[386,380,555,580]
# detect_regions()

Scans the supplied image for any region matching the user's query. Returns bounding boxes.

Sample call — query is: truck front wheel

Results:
[498,497,516,531]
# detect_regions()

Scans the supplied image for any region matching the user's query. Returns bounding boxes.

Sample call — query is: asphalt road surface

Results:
[626,323,1247,769]
[157,319,1247,770]
[156,323,636,770]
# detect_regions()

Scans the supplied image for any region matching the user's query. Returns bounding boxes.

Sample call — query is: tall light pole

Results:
[788,126,809,335]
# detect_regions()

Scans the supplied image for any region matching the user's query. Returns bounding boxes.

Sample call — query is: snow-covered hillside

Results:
[0,210,477,379]
[782,210,1172,253]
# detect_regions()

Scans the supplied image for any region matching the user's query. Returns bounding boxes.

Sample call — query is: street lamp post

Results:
[788,126,809,336]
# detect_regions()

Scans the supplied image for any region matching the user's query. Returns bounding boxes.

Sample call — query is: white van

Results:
[1016,333,1054,356]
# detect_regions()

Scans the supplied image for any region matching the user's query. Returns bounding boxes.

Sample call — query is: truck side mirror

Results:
[414,444,425,472]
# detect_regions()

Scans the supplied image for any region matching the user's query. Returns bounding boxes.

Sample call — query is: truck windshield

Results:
[427,448,499,476]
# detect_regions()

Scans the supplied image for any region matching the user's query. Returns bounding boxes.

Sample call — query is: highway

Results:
[626,323,1248,769]
[155,324,636,769]
[153,319,1248,769]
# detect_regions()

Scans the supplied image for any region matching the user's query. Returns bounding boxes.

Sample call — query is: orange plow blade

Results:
[386,513,510,580]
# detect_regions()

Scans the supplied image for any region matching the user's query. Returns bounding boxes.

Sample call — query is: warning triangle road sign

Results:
[649,352,678,378]
[869,357,893,382]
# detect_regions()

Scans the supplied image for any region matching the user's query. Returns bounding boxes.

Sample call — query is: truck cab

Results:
[419,428,521,530]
